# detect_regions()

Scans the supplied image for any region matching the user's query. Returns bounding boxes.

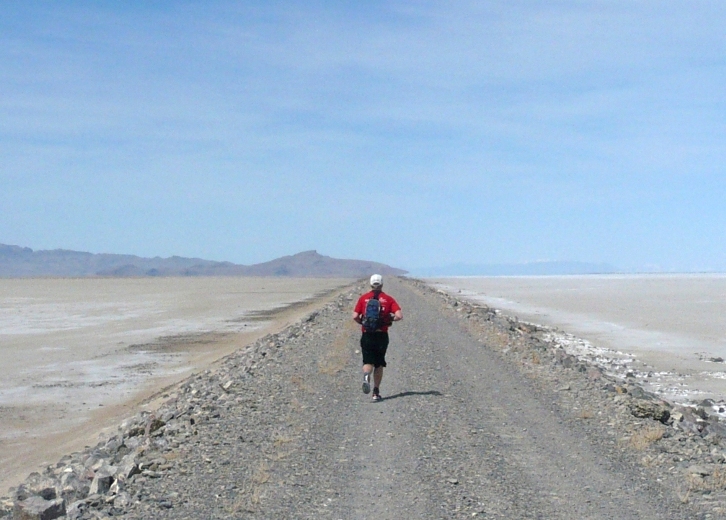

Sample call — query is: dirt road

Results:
[57,278,701,519]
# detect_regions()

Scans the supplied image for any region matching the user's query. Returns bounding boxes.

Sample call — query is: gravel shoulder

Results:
[6,277,720,519]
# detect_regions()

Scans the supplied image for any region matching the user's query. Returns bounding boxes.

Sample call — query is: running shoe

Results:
[372,392,382,402]
[362,372,371,394]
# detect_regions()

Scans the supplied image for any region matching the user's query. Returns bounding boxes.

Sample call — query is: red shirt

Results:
[354,290,401,332]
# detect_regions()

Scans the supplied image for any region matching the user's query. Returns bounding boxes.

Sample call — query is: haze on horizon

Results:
[2,2,725,274]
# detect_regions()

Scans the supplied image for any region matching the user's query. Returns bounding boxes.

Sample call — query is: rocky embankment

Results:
[2,284,363,519]
[425,280,726,517]
[3,278,726,518]
[2,299,335,517]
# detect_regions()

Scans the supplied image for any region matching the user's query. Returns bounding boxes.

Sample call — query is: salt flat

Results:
[431,275,726,404]
[0,276,351,494]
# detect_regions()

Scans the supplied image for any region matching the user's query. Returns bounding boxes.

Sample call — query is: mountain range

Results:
[413,261,619,277]
[0,244,407,278]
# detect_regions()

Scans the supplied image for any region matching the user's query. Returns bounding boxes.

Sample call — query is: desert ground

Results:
[0,276,352,494]
[9,277,726,518]
[11,277,708,519]
[431,274,726,403]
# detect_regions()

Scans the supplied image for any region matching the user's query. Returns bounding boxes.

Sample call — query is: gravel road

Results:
[28,277,703,519]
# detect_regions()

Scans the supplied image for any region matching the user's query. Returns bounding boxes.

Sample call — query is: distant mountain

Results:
[0,244,407,278]
[414,261,619,277]
[227,250,406,278]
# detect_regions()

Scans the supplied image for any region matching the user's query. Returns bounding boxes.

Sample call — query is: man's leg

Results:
[362,364,373,394]
[373,366,383,392]
[361,333,373,394]
[372,333,388,397]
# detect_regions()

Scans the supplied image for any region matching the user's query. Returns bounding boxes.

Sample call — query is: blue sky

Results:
[2,1,725,273]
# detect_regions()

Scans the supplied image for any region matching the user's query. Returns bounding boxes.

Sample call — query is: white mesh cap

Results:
[370,274,383,287]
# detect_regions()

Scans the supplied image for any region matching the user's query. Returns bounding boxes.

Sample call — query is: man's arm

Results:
[389,298,403,322]
[352,310,363,324]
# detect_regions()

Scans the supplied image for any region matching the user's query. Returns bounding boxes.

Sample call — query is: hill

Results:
[0,244,407,278]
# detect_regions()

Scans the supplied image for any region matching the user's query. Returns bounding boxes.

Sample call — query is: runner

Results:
[352,274,403,401]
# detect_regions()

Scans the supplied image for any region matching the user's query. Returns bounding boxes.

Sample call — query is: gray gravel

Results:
[7,277,716,519]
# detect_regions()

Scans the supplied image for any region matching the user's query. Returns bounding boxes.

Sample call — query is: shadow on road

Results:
[383,390,442,401]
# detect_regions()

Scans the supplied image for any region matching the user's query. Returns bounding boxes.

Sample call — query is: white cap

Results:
[370,274,383,287]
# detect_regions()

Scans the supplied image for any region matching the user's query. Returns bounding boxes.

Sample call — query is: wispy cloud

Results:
[1,1,725,269]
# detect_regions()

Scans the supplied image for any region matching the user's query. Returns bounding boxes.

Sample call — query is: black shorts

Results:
[361,331,389,368]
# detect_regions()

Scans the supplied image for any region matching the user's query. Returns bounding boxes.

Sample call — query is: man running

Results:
[352,274,403,402]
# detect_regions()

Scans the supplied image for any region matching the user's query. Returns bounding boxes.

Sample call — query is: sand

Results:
[0,276,353,494]
[431,274,726,403]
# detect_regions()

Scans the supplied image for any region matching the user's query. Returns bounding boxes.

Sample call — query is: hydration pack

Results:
[362,291,382,332]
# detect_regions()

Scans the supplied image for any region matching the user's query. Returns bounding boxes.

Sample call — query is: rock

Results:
[628,400,671,423]
[113,492,131,509]
[0,502,12,519]
[703,421,726,441]
[64,500,85,520]
[13,477,57,503]
[587,368,602,381]
[687,465,712,477]
[88,464,116,495]
[146,418,166,435]
[13,496,65,520]
[626,386,651,400]
[695,407,709,420]
[104,436,123,454]
[124,436,143,450]
[555,350,576,368]
[58,471,87,503]
[84,494,101,508]
[82,455,103,470]
[677,409,705,434]
[699,399,716,408]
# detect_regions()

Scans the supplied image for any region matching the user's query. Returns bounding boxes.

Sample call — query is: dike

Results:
[4,278,726,518]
